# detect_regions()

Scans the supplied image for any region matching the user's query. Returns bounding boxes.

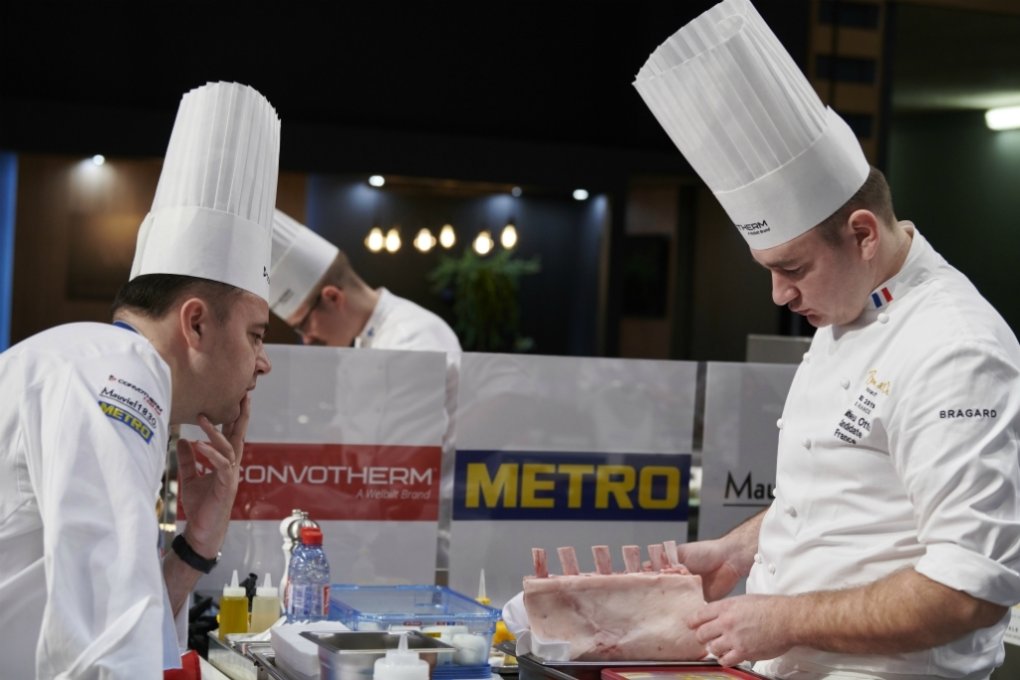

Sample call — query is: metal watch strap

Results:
[171,534,220,574]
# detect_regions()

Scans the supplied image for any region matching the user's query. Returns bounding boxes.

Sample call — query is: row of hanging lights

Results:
[362,174,586,255]
[364,222,518,254]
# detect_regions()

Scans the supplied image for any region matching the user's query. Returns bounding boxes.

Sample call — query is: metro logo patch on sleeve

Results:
[98,400,155,443]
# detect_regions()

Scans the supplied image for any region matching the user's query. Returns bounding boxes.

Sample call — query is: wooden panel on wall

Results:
[11,153,306,345]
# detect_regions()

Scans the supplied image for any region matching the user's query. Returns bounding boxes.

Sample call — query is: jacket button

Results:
[754,553,763,564]
[776,418,784,429]
[802,438,812,450]
[785,505,797,517]
[768,563,777,575]
[802,352,811,363]
[840,378,850,389]
[878,312,890,324]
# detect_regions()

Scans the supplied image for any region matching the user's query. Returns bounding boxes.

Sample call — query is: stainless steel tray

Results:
[496,642,726,680]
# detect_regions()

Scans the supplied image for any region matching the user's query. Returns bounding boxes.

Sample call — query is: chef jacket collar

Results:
[354,287,392,349]
[857,222,934,323]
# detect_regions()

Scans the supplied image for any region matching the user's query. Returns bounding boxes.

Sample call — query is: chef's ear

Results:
[848,209,881,261]
[179,297,211,347]
[321,285,345,308]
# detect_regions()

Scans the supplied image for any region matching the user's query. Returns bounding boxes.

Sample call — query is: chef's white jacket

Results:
[355,288,461,354]
[749,226,1020,680]
[0,322,186,679]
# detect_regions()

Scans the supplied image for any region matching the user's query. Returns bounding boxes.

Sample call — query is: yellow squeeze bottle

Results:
[249,572,281,633]
[219,569,249,639]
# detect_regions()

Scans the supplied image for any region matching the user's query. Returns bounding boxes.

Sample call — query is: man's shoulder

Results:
[5,322,171,394]
[908,271,1017,351]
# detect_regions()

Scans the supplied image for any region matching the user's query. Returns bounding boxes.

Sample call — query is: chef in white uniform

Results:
[634,1,1020,679]
[0,81,280,678]
[269,209,461,354]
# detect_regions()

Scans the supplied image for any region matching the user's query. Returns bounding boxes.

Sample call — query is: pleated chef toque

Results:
[633,0,869,250]
[268,209,338,321]
[130,81,281,301]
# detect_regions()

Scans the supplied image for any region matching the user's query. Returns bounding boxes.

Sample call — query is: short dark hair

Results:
[111,274,243,322]
[815,166,897,247]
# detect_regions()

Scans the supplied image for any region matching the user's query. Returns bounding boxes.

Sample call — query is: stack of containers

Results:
[329,585,501,680]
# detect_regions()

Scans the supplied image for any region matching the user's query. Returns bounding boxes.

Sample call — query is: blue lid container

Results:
[328,585,500,667]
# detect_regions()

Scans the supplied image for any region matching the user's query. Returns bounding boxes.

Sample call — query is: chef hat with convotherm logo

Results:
[268,210,339,321]
[633,0,869,250]
[130,81,281,301]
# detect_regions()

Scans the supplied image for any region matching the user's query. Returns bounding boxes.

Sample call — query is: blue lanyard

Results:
[112,320,138,334]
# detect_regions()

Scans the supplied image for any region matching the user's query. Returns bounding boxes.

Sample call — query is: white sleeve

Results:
[30,359,168,678]
[889,340,1020,606]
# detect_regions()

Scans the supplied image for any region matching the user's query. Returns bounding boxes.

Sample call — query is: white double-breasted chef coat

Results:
[354,288,461,354]
[749,225,1020,680]
[0,322,186,679]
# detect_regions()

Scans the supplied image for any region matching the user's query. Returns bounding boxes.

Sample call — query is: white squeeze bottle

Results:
[374,633,429,680]
[249,573,281,633]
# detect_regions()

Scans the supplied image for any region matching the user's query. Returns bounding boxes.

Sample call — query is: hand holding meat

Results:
[674,537,751,602]
[687,593,793,667]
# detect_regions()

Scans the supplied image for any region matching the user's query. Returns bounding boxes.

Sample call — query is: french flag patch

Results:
[871,287,893,308]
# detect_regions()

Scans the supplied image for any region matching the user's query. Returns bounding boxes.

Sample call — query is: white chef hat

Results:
[130,81,281,301]
[633,0,869,250]
[268,209,339,320]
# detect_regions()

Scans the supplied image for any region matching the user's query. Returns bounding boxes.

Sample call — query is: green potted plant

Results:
[429,248,540,352]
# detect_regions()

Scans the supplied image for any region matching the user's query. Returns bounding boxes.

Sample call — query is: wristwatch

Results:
[171,534,221,574]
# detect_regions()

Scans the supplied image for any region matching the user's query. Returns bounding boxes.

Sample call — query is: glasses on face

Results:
[293,292,322,338]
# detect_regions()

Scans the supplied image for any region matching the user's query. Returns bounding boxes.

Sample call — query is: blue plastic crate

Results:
[328,585,500,666]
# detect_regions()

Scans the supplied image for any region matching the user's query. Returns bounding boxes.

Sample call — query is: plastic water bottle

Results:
[285,526,331,622]
[279,510,319,610]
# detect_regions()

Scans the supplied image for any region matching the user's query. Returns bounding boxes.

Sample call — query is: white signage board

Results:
[179,345,447,593]
[698,362,796,541]
[449,353,698,607]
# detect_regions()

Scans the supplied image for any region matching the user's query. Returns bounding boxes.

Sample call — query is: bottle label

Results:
[287,582,329,621]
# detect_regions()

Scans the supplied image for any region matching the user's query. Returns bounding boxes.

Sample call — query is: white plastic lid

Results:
[223,569,246,598]
[373,633,428,680]
[257,572,278,597]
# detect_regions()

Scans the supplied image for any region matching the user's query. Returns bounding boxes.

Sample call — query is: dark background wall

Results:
[888,112,1020,333]
[305,176,605,356]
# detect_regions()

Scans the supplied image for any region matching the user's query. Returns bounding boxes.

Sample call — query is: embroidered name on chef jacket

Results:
[834,369,891,446]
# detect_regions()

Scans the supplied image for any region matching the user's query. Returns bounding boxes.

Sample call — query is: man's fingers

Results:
[197,414,227,447]
[226,395,251,461]
[177,439,197,480]
[686,604,717,630]
[194,440,231,468]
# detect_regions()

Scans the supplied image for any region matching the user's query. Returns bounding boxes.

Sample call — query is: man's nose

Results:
[256,345,272,375]
[771,272,797,307]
